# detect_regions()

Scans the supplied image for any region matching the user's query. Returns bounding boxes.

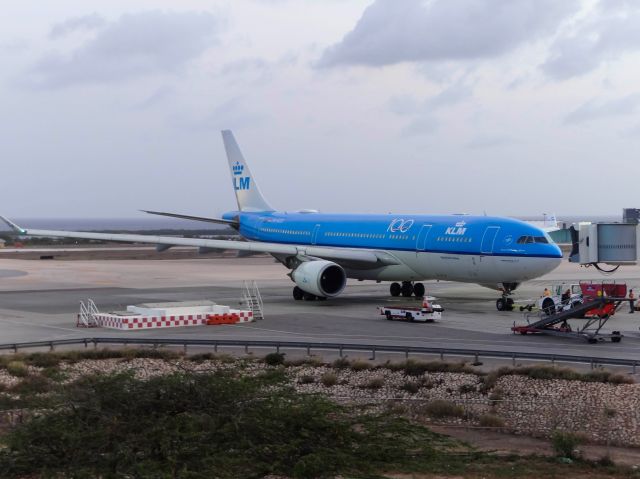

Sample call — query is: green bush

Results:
[6,361,28,378]
[332,357,350,369]
[478,414,505,428]
[458,384,476,394]
[401,381,420,394]
[0,370,446,479]
[297,375,315,384]
[361,377,385,390]
[10,375,52,395]
[551,430,584,459]
[350,359,372,371]
[401,360,474,377]
[321,372,338,387]
[264,352,286,366]
[26,353,61,368]
[423,400,465,419]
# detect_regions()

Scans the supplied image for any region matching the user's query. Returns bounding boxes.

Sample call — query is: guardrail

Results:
[0,337,638,372]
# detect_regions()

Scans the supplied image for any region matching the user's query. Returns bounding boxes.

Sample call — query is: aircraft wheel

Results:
[496,298,506,311]
[413,283,425,297]
[293,286,304,301]
[303,292,317,301]
[401,282,414,297]
[390,282,401,297]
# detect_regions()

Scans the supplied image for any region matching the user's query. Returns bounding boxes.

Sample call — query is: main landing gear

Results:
[390,281,425,298]
[292,286,326,301]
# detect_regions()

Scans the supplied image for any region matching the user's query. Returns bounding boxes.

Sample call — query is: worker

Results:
[543,288,551,297]
[561,288,571,304]
[629,289,635,314]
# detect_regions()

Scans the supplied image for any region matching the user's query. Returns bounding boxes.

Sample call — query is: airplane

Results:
[1,130,563,311]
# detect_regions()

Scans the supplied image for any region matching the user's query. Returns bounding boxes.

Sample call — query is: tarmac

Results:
[1,255,639,363]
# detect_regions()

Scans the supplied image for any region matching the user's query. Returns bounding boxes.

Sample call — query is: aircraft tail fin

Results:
[221,130,274,212]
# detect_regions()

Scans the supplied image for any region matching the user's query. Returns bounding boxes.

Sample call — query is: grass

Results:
[361,377,385,390]
[6,361,28,378]
[320,372,338,387]
[478,413,506,428]
[422,400,465,419]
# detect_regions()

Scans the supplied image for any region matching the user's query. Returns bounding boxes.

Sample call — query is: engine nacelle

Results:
[291,260,346,298]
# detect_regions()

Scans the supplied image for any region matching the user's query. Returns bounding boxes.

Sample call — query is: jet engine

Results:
[291,260,346,298]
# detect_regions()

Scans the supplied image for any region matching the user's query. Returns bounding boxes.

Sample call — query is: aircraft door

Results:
[480,226,500,254]
[416,225,433,251]
[311,224,321,245]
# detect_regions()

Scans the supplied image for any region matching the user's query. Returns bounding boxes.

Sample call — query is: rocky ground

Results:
[1,355,624,448]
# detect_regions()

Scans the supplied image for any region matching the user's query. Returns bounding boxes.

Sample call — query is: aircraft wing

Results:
[0,216,400,266]
[140,210,239,226]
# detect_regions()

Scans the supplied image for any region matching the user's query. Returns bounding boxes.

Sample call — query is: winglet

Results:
[0,216,27,234]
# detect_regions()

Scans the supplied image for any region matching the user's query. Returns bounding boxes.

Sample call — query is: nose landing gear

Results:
[496,297,515,311]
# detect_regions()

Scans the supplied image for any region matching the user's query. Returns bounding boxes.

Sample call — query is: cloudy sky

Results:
[2,0,640,220]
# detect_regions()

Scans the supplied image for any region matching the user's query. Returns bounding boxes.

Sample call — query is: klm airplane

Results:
[1,131,562,311]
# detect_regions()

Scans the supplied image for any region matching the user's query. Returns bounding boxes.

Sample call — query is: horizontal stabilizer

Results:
[141,210,238,227]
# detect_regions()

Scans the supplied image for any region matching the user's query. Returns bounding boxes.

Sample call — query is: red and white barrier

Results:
[80,301,254,331]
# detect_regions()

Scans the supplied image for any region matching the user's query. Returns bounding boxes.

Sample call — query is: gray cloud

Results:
[319,0,579,68]
[390,82,472,136]
[29,11,219,88]
[465,135,522,149]
[543,1,640,79]
[49,13,107,39]
[564,93,640,124]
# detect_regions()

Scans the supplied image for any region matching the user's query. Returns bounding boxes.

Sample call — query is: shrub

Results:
[551,430,584,459]
[478,414,505,428]
[26,353,61,368]
[423,400,465,419]
[362,377,385,390]
[332,357,350,369]
[350,359,372,371]
[401,381,420,394]
[264,352,286,366]
[298,375,315,384]
[0,370,448,479]
[6,361,28,378]
[10,375,52,395]
[320,372,338,387]
[402,360,473,377]
[458,384,476,394]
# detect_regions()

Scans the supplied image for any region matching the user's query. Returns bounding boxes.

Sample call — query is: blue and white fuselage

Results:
[224,210,562,285]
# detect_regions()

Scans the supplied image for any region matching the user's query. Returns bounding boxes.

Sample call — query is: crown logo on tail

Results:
[233,162,244,176]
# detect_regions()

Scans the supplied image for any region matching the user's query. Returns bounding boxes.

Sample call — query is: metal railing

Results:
[0,337,638,372]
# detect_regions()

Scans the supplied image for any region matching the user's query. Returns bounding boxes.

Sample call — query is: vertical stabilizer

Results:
[222,130,274,212]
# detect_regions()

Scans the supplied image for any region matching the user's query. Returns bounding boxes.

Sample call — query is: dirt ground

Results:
[429,424,640,467]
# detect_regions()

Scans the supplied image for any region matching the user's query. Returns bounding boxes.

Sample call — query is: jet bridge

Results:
[569,222,640,272]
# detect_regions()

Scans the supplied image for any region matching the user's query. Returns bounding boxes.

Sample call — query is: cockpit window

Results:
[517,235,548,244]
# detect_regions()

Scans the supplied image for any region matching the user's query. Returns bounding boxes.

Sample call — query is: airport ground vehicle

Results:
[377,298,444,322]
[512,282,628,343]
[538,283,583,315]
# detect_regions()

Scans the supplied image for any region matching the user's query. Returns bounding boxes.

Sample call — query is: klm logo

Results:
[234,176,250,191]
[445,221,467,235]
[232,161,251,190]
[232,162,244,175]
